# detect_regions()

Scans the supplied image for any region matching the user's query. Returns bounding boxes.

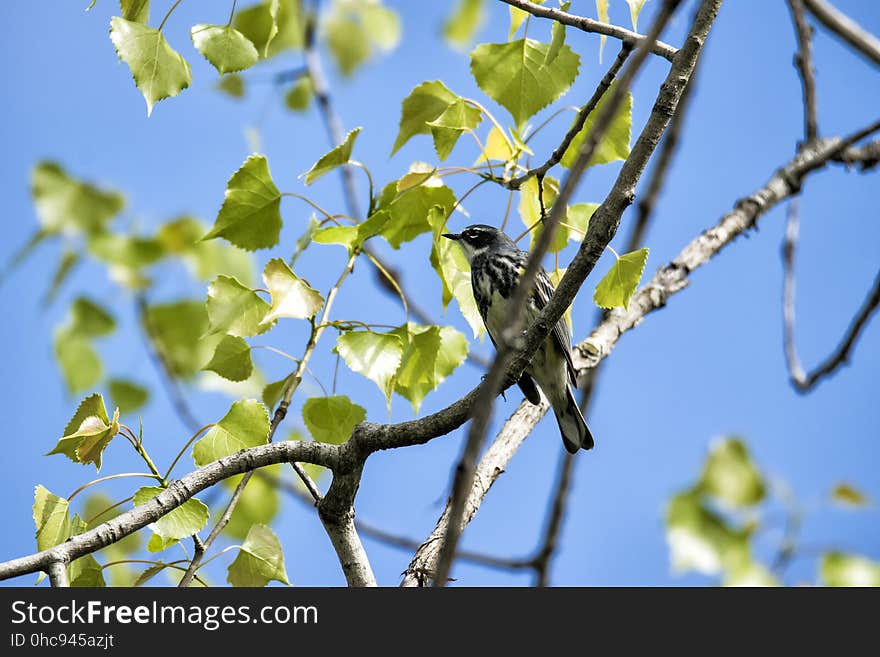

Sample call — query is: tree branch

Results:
[432,0,691,587]
[782,201,880,393]
[787,0,819,142]
[499,0,679,62]
[47,560,68,588]
[802,0,880,67]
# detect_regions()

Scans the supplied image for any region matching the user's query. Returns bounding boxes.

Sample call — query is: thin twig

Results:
[802,0,880,67]
[787,0,819,142]
[782,201,880,393]
[499,0,679,62]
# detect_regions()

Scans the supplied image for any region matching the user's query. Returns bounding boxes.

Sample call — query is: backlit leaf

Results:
[561,82,632,168]
[302,395,365,444]
[304,127,361,185]
[227,524,289,586]
[392,80,459,155]
[593,247,648,310]
[192,399,270,465]
[205,275,271,337]
[108,379,149,415]
[31,162,124,235]
[191,24,259,74]
[133,487,210,540]
[444,0,485,48]
[335,330,404,405]
[203,335,254,382]
[261,258,324,324]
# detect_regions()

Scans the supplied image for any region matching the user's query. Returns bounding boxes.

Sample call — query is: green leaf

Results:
[206,275,271,337]
[108,379,149,415]
[518,176,567,252]
[44,249,81,305]
[284,75,313,111]
[435,325,469,385]
[566,202,598,241]
[508,0,543,39]
[203,335,254,382]
[593,247,648,310]
[262,258,324,323]
[142,300,218,378]
[68,297,116,338]
[698,438,765,509]
[596,0,609,61]
[375,180,457,249]
[335,330,404,405]
[133,487,210,540]
[625,0,649,31]
[392,80,459,155]
[192,399,270,465]
[444,0,485,48]
[191,24,259,74]
[109,17,192,116]
[561,82,633,168]
[548,268,573,334]
[216,73,245,98]
[158,216,255,285]
[234,0,279,57]
[391,324,441,414]
[120,0,149,23]
[227,524,289,587]
[723,562,779,587]
[312,225,359,252]
[830,482,870,508]
[69,554,106,587]
[820,552,880,587]
[302,395,365,444]
[545,2,570,65]
[33,485,71,552]
[474,125,516,165]
[223,464,281,540]
[324,1,399,76]
[31,161,125,235]
[87,232,164,268]
[146,534,178,553]
[666,489,751,576]
[262,373,296,410]
[204,154,283,251]
[54,329,102,394]
[427,98,483,161]
[361,3,400,50]
[304,127,361,185]
[427,206,483,337]
[470,38,580,128]
[47,393,120,471]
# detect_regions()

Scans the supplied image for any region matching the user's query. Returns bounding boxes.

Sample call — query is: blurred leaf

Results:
[191,25,259,74]
[593,247,648,310]
[470,38,580,128]
[108,379,149,415]
[561,82,632,168]
[304,127,361,185]
[507,0,544,39]
[54,329,102,394]
[133,487,209,540]
[666,489,750,576]
[820,552,880,587]
[227,524,289,586]
[157,216,254,285]
[216,73,245,98]
[203,335,254,382]
[223,464,281,540]
[722,562,779,587]
[47,394,120,471]
[87,232,164,268]
[44,249,81,304]
[192,399,270,465]
[830,483,869,508]
[31,161,124,235]
[206,275,271,337]
[204,155,282,251]
[335,330,403,405]
[444,0,485,48]
[68,297,116,338]
[142,300,217,379]
[261,258,324,324]
[284,75,313,111]
[699,438,766,509]
[625,0,649,31]
[302,395,365,444]
[324,0,399,76]
[110,17,192,116]
[596,0,609,61]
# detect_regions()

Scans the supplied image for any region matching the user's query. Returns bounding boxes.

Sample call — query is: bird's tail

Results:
[552,385,594,454]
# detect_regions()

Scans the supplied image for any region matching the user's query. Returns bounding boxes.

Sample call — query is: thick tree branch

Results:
[0,441,337,582]
[802,0,880,67]
[47,561,69,588]
[836,139,880,170]
[787,0,819,142]
[499,0,679,62]
[432,0,689,587]
[782,201,880,392]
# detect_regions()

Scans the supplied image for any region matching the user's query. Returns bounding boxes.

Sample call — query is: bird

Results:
[442,224,594,453]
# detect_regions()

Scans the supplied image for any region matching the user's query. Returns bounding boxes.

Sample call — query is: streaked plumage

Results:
[442,224,594,453]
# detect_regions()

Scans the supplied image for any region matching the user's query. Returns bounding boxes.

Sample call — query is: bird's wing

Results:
[533,267,577,386]
[484,324,543,405]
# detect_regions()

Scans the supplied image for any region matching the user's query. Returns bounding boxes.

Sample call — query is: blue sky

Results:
[0,0,877,587]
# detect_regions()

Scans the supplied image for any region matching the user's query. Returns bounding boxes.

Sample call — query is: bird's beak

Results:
[442,233,461,241]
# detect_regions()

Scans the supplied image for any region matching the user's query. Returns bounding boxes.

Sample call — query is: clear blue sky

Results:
[1,0,877,586]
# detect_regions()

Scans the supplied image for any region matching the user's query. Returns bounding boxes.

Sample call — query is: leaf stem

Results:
[158,0,183,32]
[67,473,161,502]
[227,0,238,27]
[162,424,216,481]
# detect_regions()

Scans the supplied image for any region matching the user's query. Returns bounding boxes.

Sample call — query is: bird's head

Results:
[442,224,511,264]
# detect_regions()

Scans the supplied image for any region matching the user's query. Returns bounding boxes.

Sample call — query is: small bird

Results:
[443,224,594,453]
